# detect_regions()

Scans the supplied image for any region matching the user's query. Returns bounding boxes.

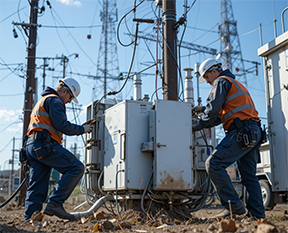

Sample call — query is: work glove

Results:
[192,124,199,131]
[192,123,203,132]
[192,105,203,113]
[83,124,93,133]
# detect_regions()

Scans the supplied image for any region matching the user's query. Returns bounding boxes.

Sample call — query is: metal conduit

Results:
[281,7,288,33]
[70,195,115,218]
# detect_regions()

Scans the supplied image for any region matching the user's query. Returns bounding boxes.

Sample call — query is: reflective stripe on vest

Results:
[224,78,250,105]
[30,110,50,118]
[221,103,256,122]
[28,123,61,136]
[219,76,258,129]
[27,94,62,144]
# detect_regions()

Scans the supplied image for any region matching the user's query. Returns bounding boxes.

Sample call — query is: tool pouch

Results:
[234,118,258,149]
[33,129,52,160]
[241,126,258,149]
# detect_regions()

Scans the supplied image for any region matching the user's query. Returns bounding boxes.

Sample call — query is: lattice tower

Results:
[96,0,120,99]
[218,0,247,85]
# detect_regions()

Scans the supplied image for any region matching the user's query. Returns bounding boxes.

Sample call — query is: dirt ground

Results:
[1,193,288,233]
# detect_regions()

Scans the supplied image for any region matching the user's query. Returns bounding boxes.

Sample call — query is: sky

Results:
[0,0,287,172]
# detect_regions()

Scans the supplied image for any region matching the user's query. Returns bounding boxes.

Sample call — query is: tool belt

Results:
[228,118,267,150]
[27,130,54,160]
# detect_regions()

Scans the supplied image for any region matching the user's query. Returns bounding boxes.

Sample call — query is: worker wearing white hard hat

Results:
[192,58,265,219]
[198,58,222,84]
[59,77,81,103]
[24,77,94,221]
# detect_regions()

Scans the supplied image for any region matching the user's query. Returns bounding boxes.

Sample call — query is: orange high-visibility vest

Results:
[27,94,63,144]
[219,76,259,130]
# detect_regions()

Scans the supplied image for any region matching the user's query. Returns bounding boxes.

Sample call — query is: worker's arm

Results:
[45,96,85,135]
[193,78,231,130]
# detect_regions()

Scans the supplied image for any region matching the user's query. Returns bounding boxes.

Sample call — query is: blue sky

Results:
[0,0,287,171]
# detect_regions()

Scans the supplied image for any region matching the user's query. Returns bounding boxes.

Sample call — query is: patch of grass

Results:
[268,216,285,221]
[71,185,82,196]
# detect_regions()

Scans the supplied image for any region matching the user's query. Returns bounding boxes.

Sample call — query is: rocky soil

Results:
[1,194,288,233]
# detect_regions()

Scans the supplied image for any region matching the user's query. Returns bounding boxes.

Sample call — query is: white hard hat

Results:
[199,58,222,83]
[59,77,81,103]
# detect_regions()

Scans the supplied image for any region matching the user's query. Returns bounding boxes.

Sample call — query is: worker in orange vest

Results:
[24,77,93,221]
[192,58,265,219]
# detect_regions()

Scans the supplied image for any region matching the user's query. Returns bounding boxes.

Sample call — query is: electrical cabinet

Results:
[150,100,193,191]
[103,100,153,191]
[258,31,288,192]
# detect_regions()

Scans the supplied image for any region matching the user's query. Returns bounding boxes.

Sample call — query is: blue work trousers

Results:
[24,140,84,221]
[205,124,265,218]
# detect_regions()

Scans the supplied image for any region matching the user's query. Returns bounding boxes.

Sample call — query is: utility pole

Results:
[42,58,48,90]
[9,137,15,197]
[162,0,178,100]
[19,0,39,206]
[62,55,68,78]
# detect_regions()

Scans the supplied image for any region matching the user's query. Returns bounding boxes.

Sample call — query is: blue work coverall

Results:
[193,69,265,218]
[25,87,85,221]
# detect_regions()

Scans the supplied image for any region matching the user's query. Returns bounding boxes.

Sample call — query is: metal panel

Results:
[194,129,213,169]
[103,100,153,191]
[104,101,126,191]
[258,32,288,192]
[153,100,193,191]
[85,102,105,193]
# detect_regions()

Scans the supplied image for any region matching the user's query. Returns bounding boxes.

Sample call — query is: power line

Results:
[0,6,27,23]
[191,23,218,43]
[0,121,22,133]
[0,93,23,97]
[186,25,218,34]
[48,6,97,66]
[239,22,274,37]
[0,139,12,153]
[48,7,71,59]
[0,58,25,82]
[40,24,102,28]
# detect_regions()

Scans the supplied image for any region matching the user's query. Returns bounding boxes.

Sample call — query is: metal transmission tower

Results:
[218,0,247,85]
[96,0,120,99]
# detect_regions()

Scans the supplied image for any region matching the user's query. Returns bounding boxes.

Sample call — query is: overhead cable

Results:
[47,2,97,66]
[0,6,26,23]
[117,0,145,47]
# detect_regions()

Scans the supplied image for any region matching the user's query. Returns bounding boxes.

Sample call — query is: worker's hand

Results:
[192,123,202,132]
[192,105,203,113]
[82,119,96,125]
[83,124,93,133]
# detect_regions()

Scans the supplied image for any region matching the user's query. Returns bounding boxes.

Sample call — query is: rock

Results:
[80,216,89,224]
[31,212,44,222]
[255,223,278,233]
[219,219,237,232]
[208,224,217,231]
[93,211,105,220]
[236,229,248,233]
[100,220,114,230]
[119,221,132,229]
[42,221,48,228]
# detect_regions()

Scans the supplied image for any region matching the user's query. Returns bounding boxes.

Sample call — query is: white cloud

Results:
[6,122,23,133]
[0,109,21,122]
[0,109,23,133]
[57,0,82,7]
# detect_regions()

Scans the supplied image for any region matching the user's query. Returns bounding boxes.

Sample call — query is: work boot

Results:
[44,204,75,221]
[245,212,265,219]
[211,205,246,219]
